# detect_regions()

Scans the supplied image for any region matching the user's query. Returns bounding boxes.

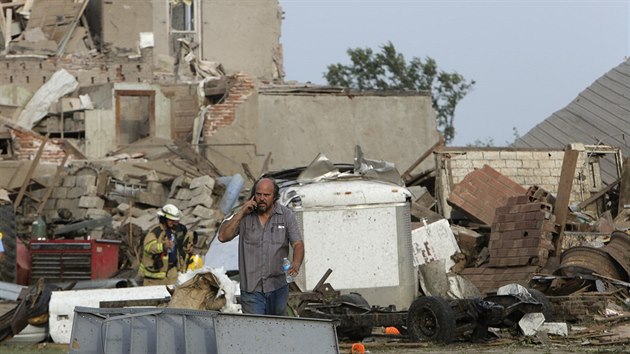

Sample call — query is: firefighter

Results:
[139,204,187,285]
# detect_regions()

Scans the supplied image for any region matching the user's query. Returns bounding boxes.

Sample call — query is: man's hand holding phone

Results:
[243,196,258,215]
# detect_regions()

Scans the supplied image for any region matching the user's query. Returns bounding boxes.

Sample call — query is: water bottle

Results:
[282,257,293,283]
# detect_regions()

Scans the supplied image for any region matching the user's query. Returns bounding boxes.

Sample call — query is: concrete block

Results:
[136,190,165,207]
[67,186,89,199]
[181,215,200,226]
[147,181,168,196]
[189,192,214,209]
[62,176,77,187]
[57,198,79,209]
[76,175,97,187]
[170,175,192,197]
[68,208,88,220]
[519,312,546,336]
[191,205,214,218]
[144,170,160,182]
[52,187,69,199]
[44,199,57,211]
[85,185,98,196]
[175,188,192,200]
[190,185,212,199]
[132,213,158,232]
[87,208,111,219]
[132,207,152,218]
[78,196,105,209]
[195,217,217,228]
[116,203,130,214]
[190,175,215,190]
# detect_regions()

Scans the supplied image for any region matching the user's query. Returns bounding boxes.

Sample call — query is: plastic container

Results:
[218,173,244,214]
[282,257,293,283]
[32,216,46,240]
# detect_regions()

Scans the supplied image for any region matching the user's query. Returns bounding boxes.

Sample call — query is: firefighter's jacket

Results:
[140,223,187,279]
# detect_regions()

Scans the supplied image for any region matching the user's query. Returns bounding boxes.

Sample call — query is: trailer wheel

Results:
[407,296,455,343]
[336,293,373,340]
[0,205,17,283]
[527,288,554,321]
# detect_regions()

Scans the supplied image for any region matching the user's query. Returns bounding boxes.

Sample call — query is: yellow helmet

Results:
[187,254,204,271]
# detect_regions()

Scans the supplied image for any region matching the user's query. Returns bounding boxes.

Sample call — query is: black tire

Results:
[407,296,456,343]
[527,288,554,321]
[336,292,372,340]
[0,204,17,283]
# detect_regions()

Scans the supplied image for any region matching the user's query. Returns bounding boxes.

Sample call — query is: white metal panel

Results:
[49,285,171,344]
[301,205,400,290]
[411,218,460,270]
[290,180,410,208]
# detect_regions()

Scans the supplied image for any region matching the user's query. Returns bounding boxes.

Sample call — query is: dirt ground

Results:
[2,301,630,353]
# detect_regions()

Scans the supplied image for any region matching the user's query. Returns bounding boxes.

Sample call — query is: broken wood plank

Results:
[577,178,620,210]
[553,144,582,252]
[617,157,630,212]
[132,163,179,177]
[36,153,69,215]
[62,139,87,159]
[1,1,26,8]
[401,135,444,183]
[168,158,202,178]
[14,136,49,211]
[56,0,90,56]
[171,139,221,178]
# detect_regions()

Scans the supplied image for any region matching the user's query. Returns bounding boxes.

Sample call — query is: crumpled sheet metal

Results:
[296,146,403,186]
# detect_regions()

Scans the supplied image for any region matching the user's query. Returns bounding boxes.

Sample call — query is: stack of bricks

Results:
[448,164,528,225]
[488,185,559,268]
[460,185,560,295]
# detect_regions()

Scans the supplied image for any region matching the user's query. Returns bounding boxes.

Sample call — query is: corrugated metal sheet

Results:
[513,59,630,183]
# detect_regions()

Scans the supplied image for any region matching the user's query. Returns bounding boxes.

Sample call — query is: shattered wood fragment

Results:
[14,136,48,211]
[578,179,620,210]
[172,139,221,178]
[402,135,444,183]
[554,145,582,252]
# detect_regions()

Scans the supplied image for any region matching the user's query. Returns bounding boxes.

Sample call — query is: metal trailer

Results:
[69,306,340,354]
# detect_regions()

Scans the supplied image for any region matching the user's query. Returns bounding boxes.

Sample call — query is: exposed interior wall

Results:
[101,0,153,54]
[152,0,282,81]
[256,93,439,173]
[161,84,199,142]
[201,75,259,177]
[434,147,603,219]
[203,90,438,177]
[0,51,153,94]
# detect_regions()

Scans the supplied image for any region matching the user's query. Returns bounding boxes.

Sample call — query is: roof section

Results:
[513,59,630,183]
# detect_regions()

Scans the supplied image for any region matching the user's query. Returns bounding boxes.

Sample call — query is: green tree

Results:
[325,42,475,144]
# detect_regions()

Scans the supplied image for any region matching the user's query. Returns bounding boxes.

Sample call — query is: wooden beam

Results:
[553,145,581,253]
[578,178,620,210]
[14,136,49,211]
[172,139,222,178]
[401,135,444,183]
[1,1,26,9]
[3,8,12,55]
[617,157,630,212]
[36,153,69,215]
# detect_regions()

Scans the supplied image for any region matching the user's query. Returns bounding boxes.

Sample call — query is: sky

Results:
[278,0,630,146]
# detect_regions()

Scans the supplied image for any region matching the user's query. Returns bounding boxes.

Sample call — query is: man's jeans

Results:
[240,285,289,316]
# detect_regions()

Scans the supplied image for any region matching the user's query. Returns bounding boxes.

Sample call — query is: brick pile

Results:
[448,164,528,225]
[458,183,562,295]
[489,194,558,267]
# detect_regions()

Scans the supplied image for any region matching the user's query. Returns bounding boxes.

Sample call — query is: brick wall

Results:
[435,147,601,219]
[11,129,67,164]
[204,73,256,137]
[0,49,154,93]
